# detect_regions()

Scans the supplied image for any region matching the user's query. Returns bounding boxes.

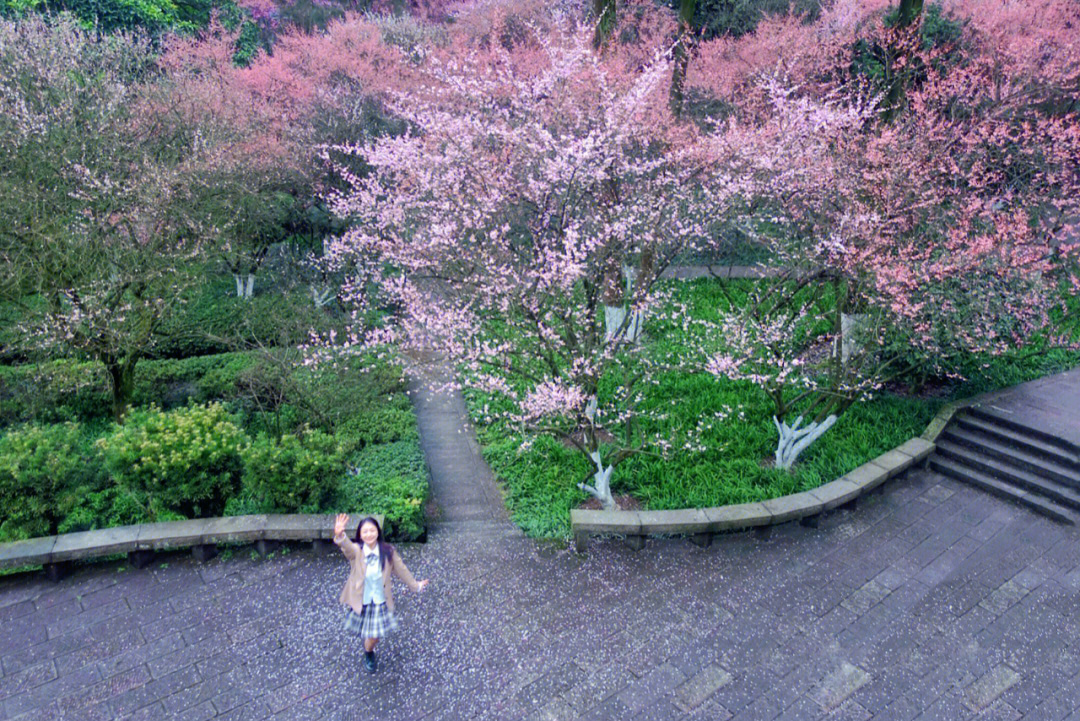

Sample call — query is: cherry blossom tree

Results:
[317,22,746,509]
[702,2,1080,468]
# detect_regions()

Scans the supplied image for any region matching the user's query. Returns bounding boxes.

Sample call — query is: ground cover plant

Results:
[463,278,937,537]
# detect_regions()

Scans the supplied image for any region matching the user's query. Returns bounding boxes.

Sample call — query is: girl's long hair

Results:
[355,516,394,570]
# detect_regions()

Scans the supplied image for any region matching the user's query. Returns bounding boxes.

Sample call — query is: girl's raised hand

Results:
[334,513,348,538]
[417,579,430,593]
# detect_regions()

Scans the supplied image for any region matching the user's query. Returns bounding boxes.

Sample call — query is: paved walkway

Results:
[4,379,1080,720]
[971,365,1080,449]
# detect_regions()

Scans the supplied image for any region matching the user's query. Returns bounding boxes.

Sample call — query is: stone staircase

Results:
[930,406,1080,524]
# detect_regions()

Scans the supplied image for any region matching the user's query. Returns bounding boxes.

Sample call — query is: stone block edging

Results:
[571,436,935,552]
[0,513,382,578]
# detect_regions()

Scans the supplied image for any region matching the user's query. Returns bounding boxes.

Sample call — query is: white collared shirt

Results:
[361,545,385,605]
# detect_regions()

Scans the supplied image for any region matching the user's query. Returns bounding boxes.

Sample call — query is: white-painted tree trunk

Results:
[838,313,868,364]
[773,414,838,470]
[577,449,616,510]
[311,285,334,308]
[233,274,256,299]
[603,305,643,344]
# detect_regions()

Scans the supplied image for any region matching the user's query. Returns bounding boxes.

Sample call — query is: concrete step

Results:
[428,520,523,538]
[930,456,1078,525]
[936,441,1080,510]
[955,412,1080,469]
[966,406,1080,460]
[941,427,1080,490]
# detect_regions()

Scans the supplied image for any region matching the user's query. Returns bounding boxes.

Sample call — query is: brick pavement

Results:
[3,471,1080,720]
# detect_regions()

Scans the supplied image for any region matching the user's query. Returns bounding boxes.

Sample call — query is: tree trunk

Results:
[839,313,868,364]
[105,356,138,423]
[602,263,644,343]
[312,284,334,308]
[233,273,256,298]
[669,0,697,116]
[883,0,923,121]
[593,0,616,49]
[773,415,837,470]
[578,448,616,510]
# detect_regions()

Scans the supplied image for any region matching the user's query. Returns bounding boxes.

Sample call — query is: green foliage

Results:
[0,0,41,17]
[674,0,822,40]
[0,359,108,424]
[238,429,344,513]
[478,432,588,538]
[276,0,342,34]
[57,484,159,533]
[152,276,342,359]
[231,18,261,65]
[0,0,244,36]
[0,348,423,539]
[0,352,256,424]
[334,440,429,541]
[0,345,408,435]
[97,402,246,519]
[850,3,964,85]
[884,2,963,48]
[0,422,103,541]
[337,394,418,448]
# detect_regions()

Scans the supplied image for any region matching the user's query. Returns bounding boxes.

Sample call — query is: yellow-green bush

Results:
[0,422,102,541]
[97,403,246,520]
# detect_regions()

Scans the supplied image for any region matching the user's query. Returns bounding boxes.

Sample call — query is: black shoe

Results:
[364,652,377,674]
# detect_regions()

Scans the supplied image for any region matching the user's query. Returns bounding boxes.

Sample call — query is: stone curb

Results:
[0,513,382,578]
[571,435,936,552]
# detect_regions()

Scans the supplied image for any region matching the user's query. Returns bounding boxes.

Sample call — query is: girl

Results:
[333,513,429,673]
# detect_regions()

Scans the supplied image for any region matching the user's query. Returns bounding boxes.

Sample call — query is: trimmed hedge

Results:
[0,353,254,425]
[151,277,345,360]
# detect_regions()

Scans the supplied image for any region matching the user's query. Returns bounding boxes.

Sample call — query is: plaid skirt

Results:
[343,603,399,639]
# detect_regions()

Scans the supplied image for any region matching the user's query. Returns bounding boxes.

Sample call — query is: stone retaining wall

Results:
[0,513,381,581]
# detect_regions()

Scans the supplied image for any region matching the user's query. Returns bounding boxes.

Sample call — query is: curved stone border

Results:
[0,512,381,581]
[571,438,935,552]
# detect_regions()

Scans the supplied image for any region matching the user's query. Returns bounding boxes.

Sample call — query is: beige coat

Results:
[334,534,419,613]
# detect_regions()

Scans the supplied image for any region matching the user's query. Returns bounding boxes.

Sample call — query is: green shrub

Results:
[57,484,162,534]
[0,353,255,424]
[0,422,103,541]
[239,429,344,513]
[335,440,428,541]
[0,350,410,434]
[97,403,247,519]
